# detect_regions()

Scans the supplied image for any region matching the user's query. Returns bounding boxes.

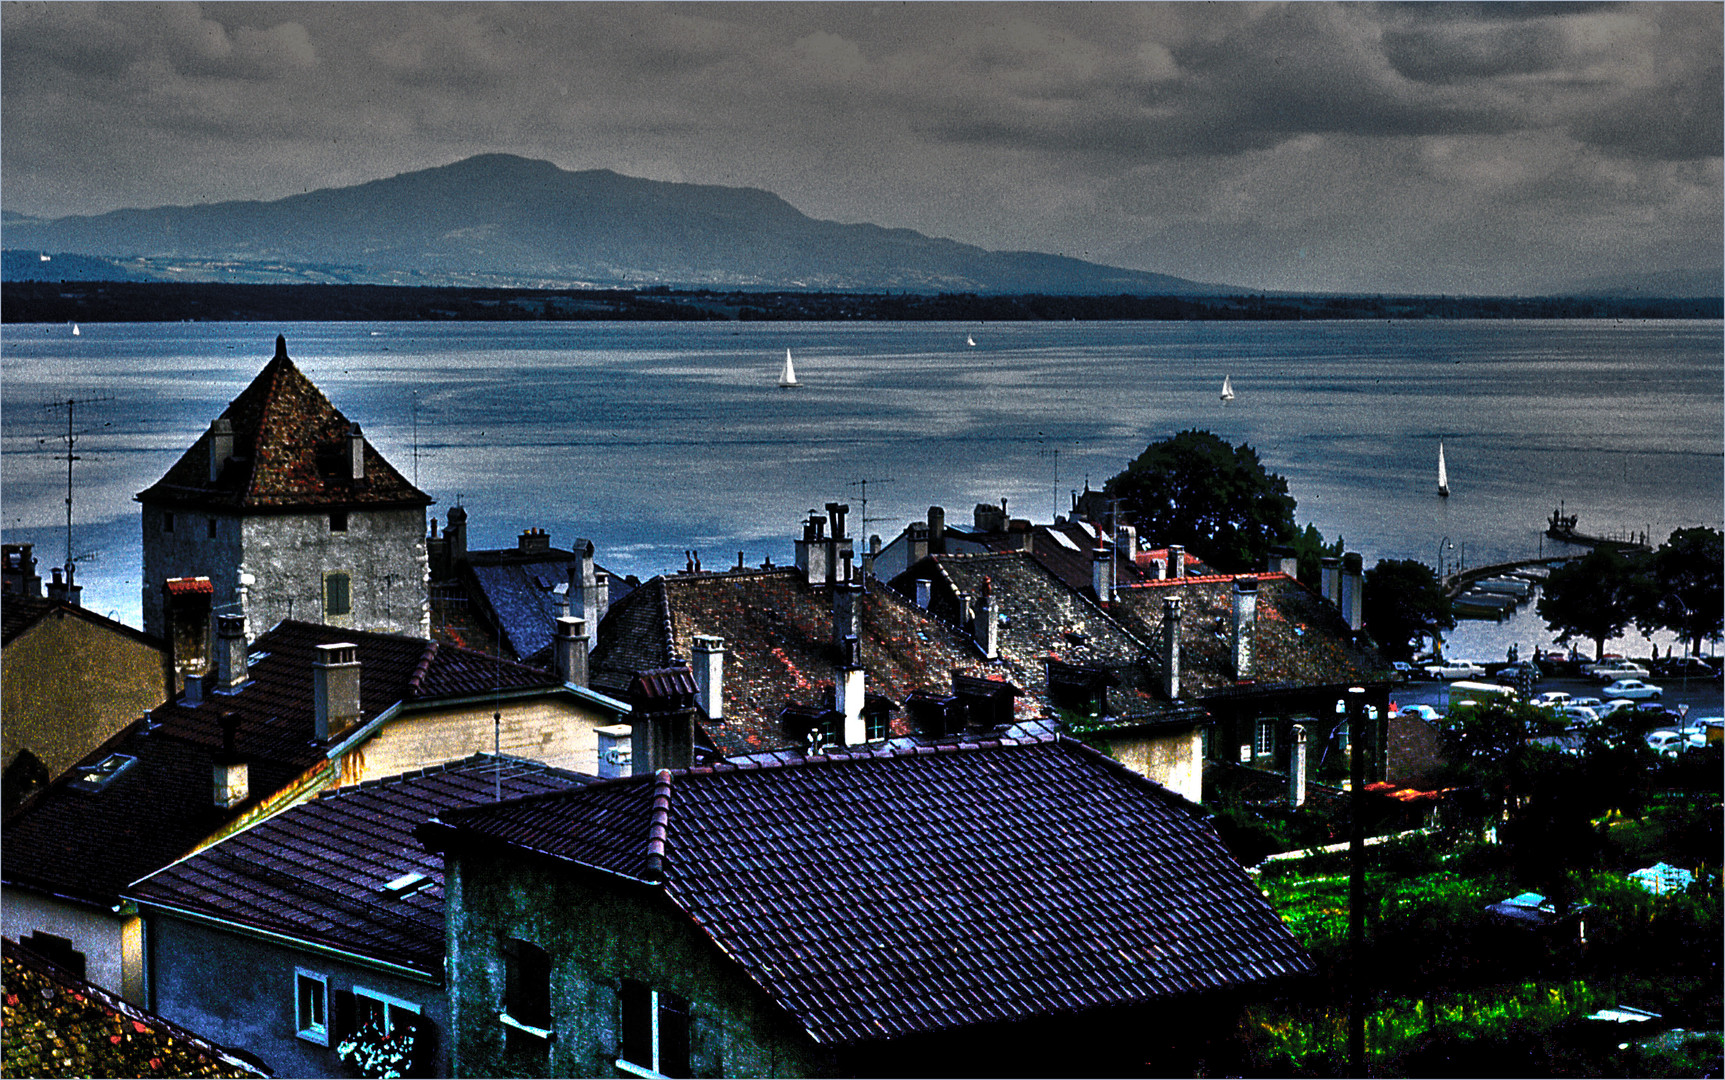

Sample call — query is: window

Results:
[296,970,329,1045]
[330,510,349,533]
[618,980,690,1079]
[1253,717,1276,757]
[21,932,85,980]
[207,517,218,539]
[162,512,174,534]
[502,939,552,1054]
[324,572,351,618]
[69,753,138,792]
[866,707,889,742]
[353,985,421,1036]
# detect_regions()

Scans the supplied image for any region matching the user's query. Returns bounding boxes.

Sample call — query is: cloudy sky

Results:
[3,1,1719,294]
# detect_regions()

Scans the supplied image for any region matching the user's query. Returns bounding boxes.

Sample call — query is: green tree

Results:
[1536,546,1646,660]
[1103,430,1296,572]
[1363,559,1456,661]
[1638,527,1724,657]
[1289,522,1342,590]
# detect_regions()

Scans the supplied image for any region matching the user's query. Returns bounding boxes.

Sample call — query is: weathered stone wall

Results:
[239,507,428,638]
[2,613,167,779]
[140,504,244,638]
[146,911,447,1078]
[346,695,626,786]
[1108,728,1203,803]
[445,846,825,1079]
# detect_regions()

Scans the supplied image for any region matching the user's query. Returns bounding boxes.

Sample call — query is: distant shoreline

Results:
[3,281,1719,323]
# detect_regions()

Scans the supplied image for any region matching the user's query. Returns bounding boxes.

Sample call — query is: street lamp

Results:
[1665,593,1690,698]
[1435,536,1454,583]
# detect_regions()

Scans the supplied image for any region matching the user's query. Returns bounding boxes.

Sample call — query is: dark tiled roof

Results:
[2,620,558,907]
[589,570,1011,757]
[433,736,1313,1046]
[462,550,633,663]
[125,755,592,975]
[1110,574,1390,697]
[135,337,430,512]
[2,938,268,1077]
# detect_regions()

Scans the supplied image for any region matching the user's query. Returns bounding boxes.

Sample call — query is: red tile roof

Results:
[135,336,430,512]
[430,736,1313,1046]
[2,938,267,1077]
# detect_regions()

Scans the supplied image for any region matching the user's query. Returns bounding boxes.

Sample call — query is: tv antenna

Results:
[1036,433,1077,522]
[846,477,896,539]
[38,396,113,575]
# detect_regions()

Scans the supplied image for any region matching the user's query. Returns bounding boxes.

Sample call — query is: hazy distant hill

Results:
[1,154,1228,295]
[1559,267,1723,299]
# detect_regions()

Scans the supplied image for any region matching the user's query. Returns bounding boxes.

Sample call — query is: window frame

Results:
[617,979,690,1079]
[1253,716,1276,758]
[351,984,421,1035]
[330,510,349,533]
[295,969,330,1046]
[501,938,554,1054]
[324,571,352,618]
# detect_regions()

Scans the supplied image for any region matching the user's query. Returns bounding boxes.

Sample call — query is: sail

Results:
[71,323,80,336]
[967,334,976,347]
[1220,375,1234,401]
[1438,441,1450,497]
[779,348,800,388]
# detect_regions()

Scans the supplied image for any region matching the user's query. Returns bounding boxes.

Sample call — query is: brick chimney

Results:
[928,506,946,555]
[208,418,234,483]
[2,543,42,598]
[1115,524,1138,562]
[1288,723,1308,809]
[692,635,725,721]
[1341,552,1364,632]
[518,527,552,555]
[554,617,590,689]
[832,574,861,653]
[1268,545,1299,578]
[834,635,866,745]
[313,643,362,741]
[46,566,81,607]
[976,577,999,660]
[629,667,697,774]
[1168,544,1185,578]
[427,518,450,580]
[571,539,609,626]
[1232,576,1258,681]
[213,712,248,809]
[213,614,249,692]
[445,506,469,569]
[1162,595,1182,700]
[1321,556,1340,604]
[795,510,830,585]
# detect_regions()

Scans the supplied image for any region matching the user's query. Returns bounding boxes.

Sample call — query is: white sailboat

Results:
[1437,440,1450,498]
[778,348,801,388]
[1219,375,1234,401]
[71,323,80,336]
[966,334,976,347]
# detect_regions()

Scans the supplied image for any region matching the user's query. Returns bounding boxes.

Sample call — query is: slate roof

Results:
[3,620,561,908]
[461,549,633,663]
[428,735,1314,1046]
[125,755,592,976]
[1110,573,1391,697]
[589,569,1018,757]
[2,937,267,1078]
[135,336,430,512]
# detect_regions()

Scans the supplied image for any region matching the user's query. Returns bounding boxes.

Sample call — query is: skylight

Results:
[70,753,138,792]
[381,871,432,898]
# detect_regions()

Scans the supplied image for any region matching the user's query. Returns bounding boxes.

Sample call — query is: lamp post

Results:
[1435,536,1454,584]
[1665,593,1690,698]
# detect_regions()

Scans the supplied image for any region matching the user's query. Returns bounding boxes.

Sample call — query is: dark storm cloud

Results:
[1,1,1717,294]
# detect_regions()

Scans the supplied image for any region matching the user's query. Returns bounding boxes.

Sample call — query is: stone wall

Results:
[445,845,824,1079]
[239,507,428,638]
[140,504,244,639]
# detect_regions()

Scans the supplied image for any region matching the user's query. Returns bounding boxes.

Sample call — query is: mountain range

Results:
[1,154,1228,294]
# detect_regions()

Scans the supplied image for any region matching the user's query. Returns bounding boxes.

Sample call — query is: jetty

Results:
[1545,506,1652,552]
[1442,556,1577,621]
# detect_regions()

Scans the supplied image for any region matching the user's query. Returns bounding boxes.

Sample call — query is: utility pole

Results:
[1347,685,1369,1076]
[40,396,112,576]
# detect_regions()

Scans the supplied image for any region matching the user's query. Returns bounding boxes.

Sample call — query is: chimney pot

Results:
[1341,552,1364,632]
[208,418,235,483]
[214,614,249,690]
[347,423,365,482]
[313,642,362,741]
[1288,724,1308,808]
[1168,544,1185,578]
[555,616,590,688]
[213,712,248,809]
[1162,595,1183,700]
[1232,575,1258,680]
[692,635,725,721]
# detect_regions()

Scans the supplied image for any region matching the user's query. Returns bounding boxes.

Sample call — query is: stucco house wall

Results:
[0,890,143,1004]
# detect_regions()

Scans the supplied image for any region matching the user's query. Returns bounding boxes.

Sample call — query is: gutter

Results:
[124,895,440,985]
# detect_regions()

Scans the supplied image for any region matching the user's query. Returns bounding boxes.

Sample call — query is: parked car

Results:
[1397,704,1441,722]
[1601,678,1663,700]
[1531,691,1572,709]
[1425,659,1487,680]
[1391,661,1416,677]
[1569,696,1607,713]
[1655,657,1721,681]
[1496,662,1542,682]
[1598,698,1636,718]
[1646,730,1686,757]
[1593,663,1651,683]
[1558,705,1601,727]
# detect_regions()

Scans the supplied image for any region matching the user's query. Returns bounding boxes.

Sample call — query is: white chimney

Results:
[208,418,234,482]
[1162,595,1182,700]
[555,616,590,689]
[213,614,249,691]
[1232,576,1258,680]
[572,539,608,626]
[1168,544,1185,578]
[346,423,365,481]
[692,634,725,721]
[213,712,248,809]
[1288,723,1308,808]
[834,635,865,745]
[1321,556,1341,604]
[595,723,633,779]
[313,643,362,741]
[1341,553,1364,632]
[976,579,999,660]
[1091,544,1114,604]
[1151,557,1166,580]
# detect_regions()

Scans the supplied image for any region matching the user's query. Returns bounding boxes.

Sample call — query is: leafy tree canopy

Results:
[1639,526,1724,656]
[1536,546,1645,660]
[1363,559,1456,662]
[1103,429,1297,572]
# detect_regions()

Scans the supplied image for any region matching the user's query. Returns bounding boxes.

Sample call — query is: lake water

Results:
[3,319,1720,662]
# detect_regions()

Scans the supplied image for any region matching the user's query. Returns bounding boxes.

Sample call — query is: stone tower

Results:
[137,336,432,640]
